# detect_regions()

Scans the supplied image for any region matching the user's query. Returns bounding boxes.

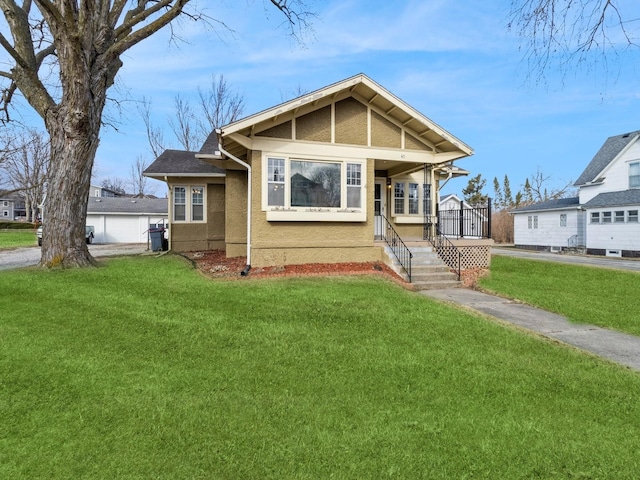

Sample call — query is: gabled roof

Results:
[87,197,167,215]
[512,197,581,213]
[574,131,640,186]
[144,149,225,179]
[200,73,473,162]
[582,190,640,209]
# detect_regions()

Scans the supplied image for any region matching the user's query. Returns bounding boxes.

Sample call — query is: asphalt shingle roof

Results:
[87,197,167,214]
[574,131,640,186]
[511,197,580,213]
[143,149,225,176]
[582,190,640,209]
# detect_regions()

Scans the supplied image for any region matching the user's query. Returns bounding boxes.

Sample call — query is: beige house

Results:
[144,74,491,281]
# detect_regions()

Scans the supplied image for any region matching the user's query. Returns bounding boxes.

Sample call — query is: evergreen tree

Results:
[493,177,503,210]
[503,175,514,207]
[462,174,487,206]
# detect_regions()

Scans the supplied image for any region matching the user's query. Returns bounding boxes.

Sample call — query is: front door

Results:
[374,180,386,238]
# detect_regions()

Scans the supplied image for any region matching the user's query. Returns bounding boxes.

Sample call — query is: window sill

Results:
[392,215,425,224]
[266,208,366,222]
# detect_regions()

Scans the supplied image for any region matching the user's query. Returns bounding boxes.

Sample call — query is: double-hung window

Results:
[590,212,600,224]
[602,211,612,223]
[394,183,405,215]
[629,210,639,223]
[174,187,186,221]
[264,156,366,221]
[268,158,285,207]
[173,185,206,222]
[346,163,362,208]
[560,214,567,227]
[408,183,419,214]
[630,161,640,188]
[392,181,431,219]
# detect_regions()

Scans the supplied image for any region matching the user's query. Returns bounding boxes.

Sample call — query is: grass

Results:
[480,255,640,336]
[0,229,37,249]
[2,255,640,478]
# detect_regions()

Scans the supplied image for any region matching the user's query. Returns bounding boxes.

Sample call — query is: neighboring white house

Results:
[86,197,168,244]
[512,197,583,252]
[513,130,640,257]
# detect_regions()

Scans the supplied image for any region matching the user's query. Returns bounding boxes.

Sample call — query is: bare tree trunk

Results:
[40,101,102,267]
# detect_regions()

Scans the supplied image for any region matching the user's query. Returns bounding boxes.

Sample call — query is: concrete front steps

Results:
[382,243,461,290]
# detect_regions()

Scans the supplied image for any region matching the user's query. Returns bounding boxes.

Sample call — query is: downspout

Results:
[216,130,252,275]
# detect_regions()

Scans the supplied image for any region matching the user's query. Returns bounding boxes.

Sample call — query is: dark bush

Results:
[0,221,38,230]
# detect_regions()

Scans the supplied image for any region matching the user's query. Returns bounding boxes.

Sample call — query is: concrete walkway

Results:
[418,242,640,371]
[421,286,640,372]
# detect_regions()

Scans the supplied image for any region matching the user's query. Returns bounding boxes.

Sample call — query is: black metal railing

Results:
[424,218,461,281]
[376,215,412,282]
[435,198,492,239]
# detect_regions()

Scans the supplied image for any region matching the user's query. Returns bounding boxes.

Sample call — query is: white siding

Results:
[86,214,168,243]
[580,138,640,203]
[514,210,581,248]
[585,208,640,251]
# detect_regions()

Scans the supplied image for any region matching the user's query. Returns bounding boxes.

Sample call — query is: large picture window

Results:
[291,160,341,207]
[263,156,365,221]
[173,185,206,223]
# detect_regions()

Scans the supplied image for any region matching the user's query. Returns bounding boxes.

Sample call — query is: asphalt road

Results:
[0,243,150,271]
[492,246,640,272]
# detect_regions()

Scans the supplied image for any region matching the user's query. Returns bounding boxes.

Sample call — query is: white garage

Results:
[86,197,168,244]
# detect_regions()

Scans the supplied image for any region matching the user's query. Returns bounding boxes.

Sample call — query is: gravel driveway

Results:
[0,244,150,271]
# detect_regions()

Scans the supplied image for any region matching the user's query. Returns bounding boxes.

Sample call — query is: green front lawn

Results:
[480,255,640,336]
[0,229,37,249]
[2,255,640,478]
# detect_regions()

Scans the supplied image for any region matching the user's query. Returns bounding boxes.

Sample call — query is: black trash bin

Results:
[149,227,165,251]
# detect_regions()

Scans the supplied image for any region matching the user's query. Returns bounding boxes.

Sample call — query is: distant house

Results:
[0,192,27,220]
[512,130,640,257]
[86,197,168,244]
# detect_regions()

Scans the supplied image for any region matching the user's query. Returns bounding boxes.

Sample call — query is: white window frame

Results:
[528,215,532,229]
[630,161,640,189]
[602,211,612,224]
[533,215,538,229]
[614,210,625,223]
[590,212,600,224]
[628,210,639,223]
[560,213,567,227]
[172,185,206,223]
[262,155,366,222]
[392,179,432,223]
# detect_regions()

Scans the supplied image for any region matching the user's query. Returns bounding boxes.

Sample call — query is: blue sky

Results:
[93,0,640,198]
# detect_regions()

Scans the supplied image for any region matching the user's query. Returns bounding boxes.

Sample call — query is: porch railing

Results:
[376,215,412,282]
[424,216,461,281]
[436,198,492,239]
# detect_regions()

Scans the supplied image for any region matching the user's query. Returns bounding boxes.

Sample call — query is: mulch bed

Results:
[181,250,488,289]
[181,250,409,286]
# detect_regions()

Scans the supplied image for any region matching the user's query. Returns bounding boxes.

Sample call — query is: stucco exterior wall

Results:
[225,170,248,257]
[296,106,331,142]
[335,98,367,145]
[371,111,401,148]
[170,182,226,252]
